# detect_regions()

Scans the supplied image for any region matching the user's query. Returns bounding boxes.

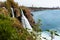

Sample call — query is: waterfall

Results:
[21,9,33,33]
[11,8,15,18]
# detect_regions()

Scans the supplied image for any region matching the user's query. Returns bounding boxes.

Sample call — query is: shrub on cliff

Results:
[0,14,35,40]
[0,14,20,40]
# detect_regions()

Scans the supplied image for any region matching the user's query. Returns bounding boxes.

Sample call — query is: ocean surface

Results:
[32,10,60,32]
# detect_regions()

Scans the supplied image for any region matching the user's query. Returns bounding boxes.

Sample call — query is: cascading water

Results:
[21,9,39,40]
[11,8,15,18]
[21,9,33,33]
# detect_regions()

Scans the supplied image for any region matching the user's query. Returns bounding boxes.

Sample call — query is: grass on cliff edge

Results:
[0,14,35,40]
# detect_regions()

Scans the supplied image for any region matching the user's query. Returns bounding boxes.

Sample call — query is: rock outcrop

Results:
[0,7,9,16]
[0,0,36,40]
[19,6,35,28]
[0,0,35,29]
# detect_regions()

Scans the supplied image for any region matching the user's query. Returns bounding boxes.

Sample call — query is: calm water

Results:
[32,10,60,32]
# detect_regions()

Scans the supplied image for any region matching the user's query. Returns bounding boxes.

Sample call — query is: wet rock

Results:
[20,7,35,28]
[0,0,36,40]
[14,8,21,17]
[0,0,36,31]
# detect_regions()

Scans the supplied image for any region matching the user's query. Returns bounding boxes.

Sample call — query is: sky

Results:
[0,0,60,7]
[14,0,60,7]
[0,0,60,40]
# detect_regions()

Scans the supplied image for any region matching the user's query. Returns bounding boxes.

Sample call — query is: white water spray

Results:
[21,9,39,40]
[21,9,33,33]
[11,8,15,18]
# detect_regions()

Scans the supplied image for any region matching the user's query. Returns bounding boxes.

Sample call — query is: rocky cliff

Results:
[0,0,36,40]
[0,0,35,29]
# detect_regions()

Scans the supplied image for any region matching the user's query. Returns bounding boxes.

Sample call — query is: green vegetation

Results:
[46,30,60,40]
[0,14,35,40]
[0,0,36,40]
[0,0,60,40]
[33,19,60,40]
[0,14,20,40]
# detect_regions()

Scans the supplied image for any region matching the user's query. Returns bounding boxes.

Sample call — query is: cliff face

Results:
[0,7,9,16]
[0,0,36,40]
[0,11,35,40]
[19,6,35,28]
[0,0,35,29]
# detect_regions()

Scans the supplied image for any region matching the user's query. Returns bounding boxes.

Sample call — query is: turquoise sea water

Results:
[32,10,60,32]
